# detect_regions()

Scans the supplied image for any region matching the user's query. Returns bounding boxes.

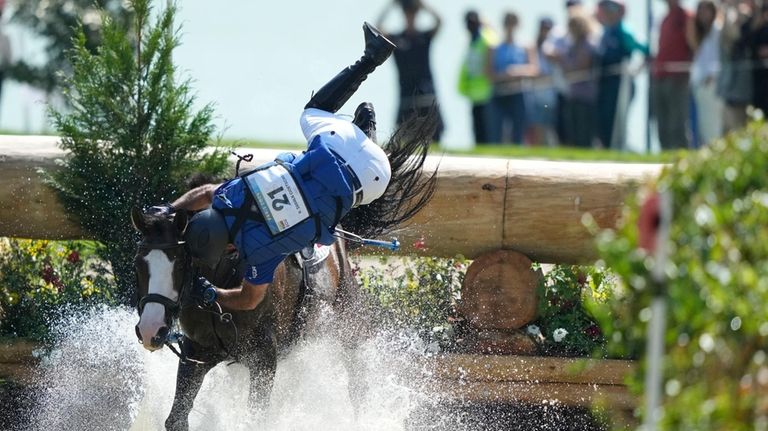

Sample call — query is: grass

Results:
[220,138,678,163]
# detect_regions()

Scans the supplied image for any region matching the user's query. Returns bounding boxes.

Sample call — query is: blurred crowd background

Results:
[0,0,766,152]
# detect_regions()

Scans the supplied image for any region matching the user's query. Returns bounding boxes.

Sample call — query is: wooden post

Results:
[458,250,542,355]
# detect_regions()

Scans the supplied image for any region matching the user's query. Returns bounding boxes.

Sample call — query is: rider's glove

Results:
[146,203,176,216]
[193,277,218,305]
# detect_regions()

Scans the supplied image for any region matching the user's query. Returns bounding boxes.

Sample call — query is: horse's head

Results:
[131,206,189,351]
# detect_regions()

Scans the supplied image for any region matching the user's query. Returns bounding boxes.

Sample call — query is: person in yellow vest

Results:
[458,10,498,145]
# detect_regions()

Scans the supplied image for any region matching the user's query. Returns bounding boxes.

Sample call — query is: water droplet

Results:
[731,317,742,331]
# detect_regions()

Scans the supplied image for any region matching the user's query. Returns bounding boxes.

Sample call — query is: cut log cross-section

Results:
[459,250,541,330]
[458,250,542,355]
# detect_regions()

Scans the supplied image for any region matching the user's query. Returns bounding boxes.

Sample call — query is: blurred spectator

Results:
[718,0,755,132]
[551,0,590,145]
[552,13,598,148]
[376,0,444,141]
[528,17,559,146]
[0,0,11,122]
[652,0,693,150]
[687,0,723,145]
[751,4,768,114]
[596,0,648,149]
[459,10,498,144]
[485,12,538,145]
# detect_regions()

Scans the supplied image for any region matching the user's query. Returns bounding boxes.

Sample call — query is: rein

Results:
[136,240,240,365]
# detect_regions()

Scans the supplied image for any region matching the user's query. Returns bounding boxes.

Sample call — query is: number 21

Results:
[267,186,289,211]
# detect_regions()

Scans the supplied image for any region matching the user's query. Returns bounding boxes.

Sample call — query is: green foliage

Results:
[356,256,467,349]
[8,0,133,93]
[0,238,116,339]
[46,0,228,303]
[597,119,768,430]
[528,264,610,357]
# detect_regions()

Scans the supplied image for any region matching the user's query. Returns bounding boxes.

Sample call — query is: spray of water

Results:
[22,304,608,430]
[25,304,444,431]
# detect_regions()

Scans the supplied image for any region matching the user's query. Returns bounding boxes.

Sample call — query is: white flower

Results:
[553,328,569,343]
[526,325,542,337]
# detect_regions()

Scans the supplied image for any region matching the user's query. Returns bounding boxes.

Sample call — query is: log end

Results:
[458,250,542,330]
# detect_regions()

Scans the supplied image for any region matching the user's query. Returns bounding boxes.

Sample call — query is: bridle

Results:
[135,239,237,365]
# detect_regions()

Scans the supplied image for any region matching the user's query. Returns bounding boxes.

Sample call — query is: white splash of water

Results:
[29,305,439,431]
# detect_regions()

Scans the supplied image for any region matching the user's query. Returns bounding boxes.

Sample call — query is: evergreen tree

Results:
[8,0,133,93]
[47,0,228,304]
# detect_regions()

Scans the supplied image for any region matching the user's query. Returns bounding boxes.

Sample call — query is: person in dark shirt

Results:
[751,4,768,114]
[596,0,648,149]
[377,0,444,141]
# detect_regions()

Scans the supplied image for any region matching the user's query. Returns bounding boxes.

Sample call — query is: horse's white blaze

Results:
[137,250,178,351]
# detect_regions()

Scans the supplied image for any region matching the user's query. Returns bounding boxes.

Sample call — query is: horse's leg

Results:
[243,317,278,412]
[165,339,218,431]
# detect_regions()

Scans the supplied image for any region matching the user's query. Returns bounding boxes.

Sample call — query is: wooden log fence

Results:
[0,136,662,263]
[0,135,654,412]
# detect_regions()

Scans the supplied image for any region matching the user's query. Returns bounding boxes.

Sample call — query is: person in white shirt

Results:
[687,0,723,146]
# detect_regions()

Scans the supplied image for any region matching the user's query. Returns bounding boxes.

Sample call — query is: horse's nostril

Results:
[150,326,170,348]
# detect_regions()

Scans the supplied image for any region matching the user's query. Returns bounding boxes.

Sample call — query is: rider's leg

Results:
[353,102,377,143]
[304,22,395,113]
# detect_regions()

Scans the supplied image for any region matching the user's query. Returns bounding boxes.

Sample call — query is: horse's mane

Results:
[340,108,439,242]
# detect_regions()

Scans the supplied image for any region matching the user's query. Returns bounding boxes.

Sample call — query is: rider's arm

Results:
[171,183,220,212]
[214,279,269,311]
[213,254,284,310]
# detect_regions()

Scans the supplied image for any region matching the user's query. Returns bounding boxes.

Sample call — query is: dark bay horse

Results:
[132,208,366,430]
[130,112,438,430]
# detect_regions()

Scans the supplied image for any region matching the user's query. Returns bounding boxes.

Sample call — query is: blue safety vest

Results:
[211,136,355,267]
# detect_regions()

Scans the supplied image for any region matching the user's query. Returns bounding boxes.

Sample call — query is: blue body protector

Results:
[211,136,355,268]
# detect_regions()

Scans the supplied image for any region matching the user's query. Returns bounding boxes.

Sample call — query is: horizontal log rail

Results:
[0,136,662,263]
[421,353,637,409]
[0,338,42,384]
[0,338,637,409]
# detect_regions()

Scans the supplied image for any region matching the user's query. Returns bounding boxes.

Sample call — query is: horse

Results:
[131,112,439,430]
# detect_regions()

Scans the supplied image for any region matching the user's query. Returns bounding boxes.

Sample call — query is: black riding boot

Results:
[305,22,395,113]
[353,102,378,143]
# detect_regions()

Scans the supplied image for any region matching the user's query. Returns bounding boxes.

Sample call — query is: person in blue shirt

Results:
[152,23,434,312]
[486,12,538,145]
[595,0,648,148]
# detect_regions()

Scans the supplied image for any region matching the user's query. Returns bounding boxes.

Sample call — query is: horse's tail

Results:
[340,108,439,242]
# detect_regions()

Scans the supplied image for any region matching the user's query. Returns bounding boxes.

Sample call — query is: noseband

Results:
[135,240,192,353]
[135,239,238,364]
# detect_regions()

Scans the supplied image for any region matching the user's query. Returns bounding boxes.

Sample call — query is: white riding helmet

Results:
[300,108,391,206]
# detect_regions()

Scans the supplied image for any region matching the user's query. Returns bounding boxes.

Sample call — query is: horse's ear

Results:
[174,210,188,235]
[131,206,147,233]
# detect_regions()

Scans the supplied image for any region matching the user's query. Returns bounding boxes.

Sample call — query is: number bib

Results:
[243,164,311,235]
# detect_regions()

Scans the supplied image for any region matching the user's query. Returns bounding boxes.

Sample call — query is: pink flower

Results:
[66,251,81,264]
[585,324,602,339]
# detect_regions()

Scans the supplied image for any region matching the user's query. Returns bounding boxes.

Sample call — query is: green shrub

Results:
[597,118,768,430]
[527,264,610,357]
[0,239,116,339]
[46,0,228,303]
[355,256,467,350]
